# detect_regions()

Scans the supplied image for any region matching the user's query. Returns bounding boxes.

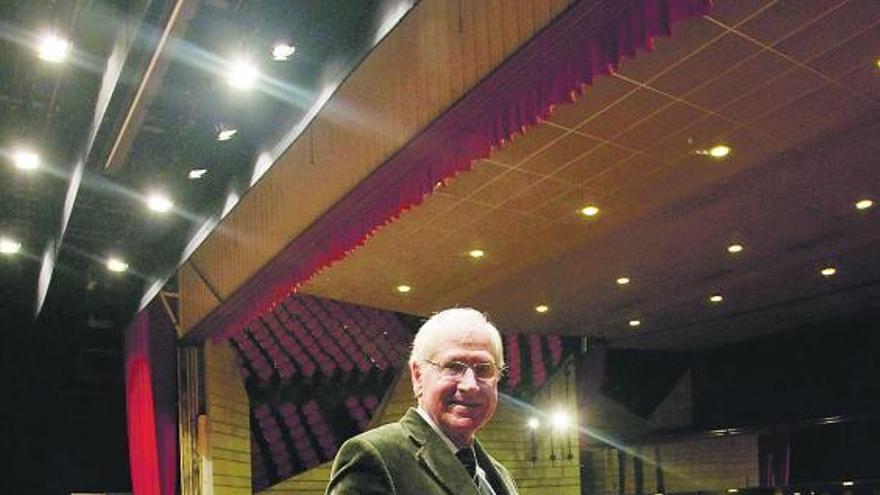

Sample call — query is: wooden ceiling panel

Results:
[439,159,509,198]
[501,179,573,214]
[649,32,760,98]
[805,23,880,80]
[554,143,634,184]
[773,2,880,66]
[473,169,543,205]
[582,153,665,195]
[547,76,638,129]
[837,64,880,102]
[430,198,491,231]
[488,124,566,165]
[577,89,674,139]
[615,17,725,83]
[518,132,600,175]
[718,66,827,124]
[751,85,868,147]
[613,103,708,151]
[738,0,846,47]
[707,0,773,28]
[682,50,794,111]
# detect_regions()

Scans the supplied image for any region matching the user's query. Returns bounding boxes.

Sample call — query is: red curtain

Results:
[185,0,712,344]
[125,302,178,495]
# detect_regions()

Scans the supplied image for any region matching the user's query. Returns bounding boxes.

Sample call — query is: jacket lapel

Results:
[475,440,515,495]
[401,408,481,495]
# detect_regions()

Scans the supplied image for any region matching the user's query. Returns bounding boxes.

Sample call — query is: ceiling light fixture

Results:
[855,198,873,210]
[709,294,723,303]
[396,284,412,293]
[535,304,549,313]
[727,243,744,254]
[551,411,570,430]
[616,276,630,285]
[38,33,70,63]
[216,124,238,141]
[842,481,855,487]
[580,205,600,217]
[106,257,129,273]
[146,193,174,213]
[272,42,296,61]
[0,237,22,255]
[628,319,641,328]
[188,168,208,180]
[698,144,732,159]
[468,249,485,259]
[13,149,40,171]
[527,417,540,429]
[820,266,836,277]
[227,59,259,90]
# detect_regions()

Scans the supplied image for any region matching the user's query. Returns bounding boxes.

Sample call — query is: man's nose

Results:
[457,367,479,391]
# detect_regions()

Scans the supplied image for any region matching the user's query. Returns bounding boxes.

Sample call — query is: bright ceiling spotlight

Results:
[527,417,540,430]
[227,59,259,90]
[468,249,485,259]
[551,411,570,430]
[616,276,630,285]
[0,237,22,255]
[106,257,129,273]
[396,284,412,293]
[709,294,724,303]
[535,304,549,314]
[38,33,70,63]
[820,266,837,277]
[855,198,873,210]
[628,319,641,328]
[708,144,732,158]
[13,149,40,171]
[580,205,600,217]
[146,193,174,213]
[727,243,744,254]
[842,481,855,487]
[188,168,208,179]
[727,490,739,494]
[271,42,296,61]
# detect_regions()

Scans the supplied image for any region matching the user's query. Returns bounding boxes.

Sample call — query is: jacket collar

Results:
[401,408,482,495]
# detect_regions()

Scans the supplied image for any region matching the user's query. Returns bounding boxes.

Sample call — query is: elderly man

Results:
[326,308,518,494]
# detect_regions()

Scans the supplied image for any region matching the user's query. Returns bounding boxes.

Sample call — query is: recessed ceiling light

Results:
[709,294,723,303]
[396,284,411,293]
[271,42,296,61]
[146,193,174,213]
[727,489,739,494]
[468,249,485,259]
[628,319,641,328]
[0,237,22,255]
[616,276,630,285]
[106,257,129,273]
[227,59,259,90]
[217,128,237,141]
[580,205,600,217]
[855,198,873,210]
[13,150,40,171]
[535,304,549,313]
[527,417,540,429]
[551,411,570,430]
[188,168,208,180]
[38,33,70,63]
[842,481,855,487]
[727,243,744,254]
[708,145,731,158]
[820,266,837,277]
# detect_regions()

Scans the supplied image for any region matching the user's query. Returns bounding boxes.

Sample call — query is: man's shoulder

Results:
[342,421,410,451]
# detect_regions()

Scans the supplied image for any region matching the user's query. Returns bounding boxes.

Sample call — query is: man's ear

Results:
[410,361,423,398]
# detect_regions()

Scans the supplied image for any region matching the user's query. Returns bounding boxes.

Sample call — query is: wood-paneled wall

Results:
[179,0,575,334]
[205,340,252,494]
[259,360,580,494]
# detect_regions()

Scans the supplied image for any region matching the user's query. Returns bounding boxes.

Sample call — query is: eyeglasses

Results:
[424,359,501,381]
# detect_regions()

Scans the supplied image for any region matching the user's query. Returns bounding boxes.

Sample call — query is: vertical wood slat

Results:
[179,0,575,335]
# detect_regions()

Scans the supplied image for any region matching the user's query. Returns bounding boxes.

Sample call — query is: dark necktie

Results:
[456,447,477,481]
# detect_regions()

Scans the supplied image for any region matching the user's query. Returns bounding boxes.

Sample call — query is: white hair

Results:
[409,307,505,368]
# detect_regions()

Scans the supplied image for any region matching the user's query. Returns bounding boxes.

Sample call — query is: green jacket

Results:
[326,408,518,494]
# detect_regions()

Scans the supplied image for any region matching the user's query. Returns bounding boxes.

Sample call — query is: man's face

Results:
[412,326,499,447]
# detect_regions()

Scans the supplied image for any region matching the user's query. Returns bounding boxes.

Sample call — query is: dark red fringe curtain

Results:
[186,0,712,344]
[125,302,178,495]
